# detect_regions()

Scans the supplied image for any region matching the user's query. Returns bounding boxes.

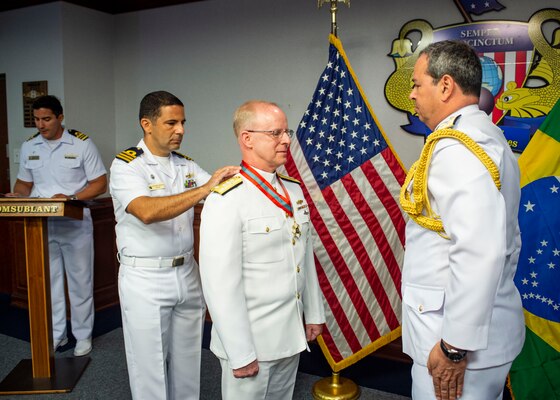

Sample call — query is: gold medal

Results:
[292,220,301,240]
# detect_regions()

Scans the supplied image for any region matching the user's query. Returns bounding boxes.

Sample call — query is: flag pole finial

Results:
[317,0,350,37]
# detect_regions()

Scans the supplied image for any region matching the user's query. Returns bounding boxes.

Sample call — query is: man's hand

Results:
[6,179,33,197]
[427,341,466,400]
[305,323,323,341]
[4,192,25,197]
[232,359,259,379]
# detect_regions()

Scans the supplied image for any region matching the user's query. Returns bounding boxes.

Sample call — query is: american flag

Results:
[283,34,408,371]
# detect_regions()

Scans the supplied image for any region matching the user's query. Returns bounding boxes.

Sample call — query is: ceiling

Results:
[0,0,206,14]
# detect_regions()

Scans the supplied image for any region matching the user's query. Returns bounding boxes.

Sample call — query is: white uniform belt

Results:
[117,252,192,268]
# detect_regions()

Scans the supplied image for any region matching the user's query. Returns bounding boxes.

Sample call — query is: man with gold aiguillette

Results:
[399,40,525,400]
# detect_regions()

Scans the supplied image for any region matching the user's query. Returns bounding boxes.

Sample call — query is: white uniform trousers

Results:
[118,255,205,400]
[48,208,94,342]
[411,361,512,400]
[220,354,300,400]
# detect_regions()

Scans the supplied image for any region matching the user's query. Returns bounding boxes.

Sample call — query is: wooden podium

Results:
[0,198,90,394]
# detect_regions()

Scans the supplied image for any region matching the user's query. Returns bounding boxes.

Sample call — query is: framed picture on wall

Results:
[22,81,48,128]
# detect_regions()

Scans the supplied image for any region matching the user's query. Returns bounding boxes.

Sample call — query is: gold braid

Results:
[399,128,501,236]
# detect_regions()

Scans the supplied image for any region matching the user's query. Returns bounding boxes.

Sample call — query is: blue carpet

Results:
[1,292,514,399]
[0,293,122,351]
[0,292,412,397]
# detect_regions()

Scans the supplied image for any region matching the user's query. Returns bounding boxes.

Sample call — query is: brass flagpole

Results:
[317,0,350,37]
[313,3,359,399]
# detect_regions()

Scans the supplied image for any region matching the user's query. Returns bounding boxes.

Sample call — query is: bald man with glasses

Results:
[199,100,325,400]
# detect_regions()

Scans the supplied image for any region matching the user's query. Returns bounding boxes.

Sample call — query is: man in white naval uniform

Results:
[199,100,325,400]
[109,91,239,400]
[400,41,524,400]
[8,95,107,357]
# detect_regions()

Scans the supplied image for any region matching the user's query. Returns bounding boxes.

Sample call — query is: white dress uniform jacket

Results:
[18,129,106,199]
[110,139,210,257]
[17,128,106,342]
[401,105,525,369]
[199,169,326,370]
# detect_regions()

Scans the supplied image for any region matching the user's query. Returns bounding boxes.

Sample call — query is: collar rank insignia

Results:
[211,175,243,195]
[172,151,193,161]
[278,173,301,185]
[68,129,89,141]
[116,147,144,163]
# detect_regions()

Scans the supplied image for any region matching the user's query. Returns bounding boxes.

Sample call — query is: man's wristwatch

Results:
[69,195,78,201]
[440,339,467,363]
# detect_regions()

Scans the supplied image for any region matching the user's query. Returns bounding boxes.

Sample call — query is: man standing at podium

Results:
[110,90,239,400]
[7,95,107,357]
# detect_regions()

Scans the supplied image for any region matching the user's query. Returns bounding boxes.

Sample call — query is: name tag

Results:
[65,154,78,159]
[28,155,40,160]
[148,183,165,190]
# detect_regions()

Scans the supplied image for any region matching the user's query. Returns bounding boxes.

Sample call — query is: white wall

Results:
[0,4,65,185]
[0,2,115,187]
[1,0,558,187]
[61,3,116,174]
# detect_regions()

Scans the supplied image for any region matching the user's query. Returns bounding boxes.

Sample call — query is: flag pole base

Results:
[312,372,360,400]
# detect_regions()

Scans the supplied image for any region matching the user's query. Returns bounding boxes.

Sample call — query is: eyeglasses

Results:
[246,129,294,139]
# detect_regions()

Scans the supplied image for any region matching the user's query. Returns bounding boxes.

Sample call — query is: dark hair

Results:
[139,91,184,122]
[420,40,482,97]
[32,95,63,117]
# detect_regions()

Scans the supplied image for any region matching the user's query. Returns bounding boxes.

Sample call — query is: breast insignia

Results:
[26,132,40,141]
[278,173,301,185]
[68,129,90,141]
[172,151,193,161]
[211,175,243,195]
[115,147,144,163]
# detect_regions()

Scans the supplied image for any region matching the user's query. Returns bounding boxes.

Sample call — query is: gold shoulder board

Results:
[68,129,89,141]
[172,151,193,161]
[115,147,144,163]
[211,175,243,195]
[26,132,40,141]
[278,173,301,185]
[438,114,461,130]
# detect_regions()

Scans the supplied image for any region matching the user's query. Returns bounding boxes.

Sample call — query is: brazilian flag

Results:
[509,99,560,399]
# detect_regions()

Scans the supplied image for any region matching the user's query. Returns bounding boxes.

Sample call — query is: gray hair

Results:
[420,40,482,97]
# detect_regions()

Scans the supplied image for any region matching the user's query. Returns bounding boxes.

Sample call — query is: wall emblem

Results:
[385,5,560,152]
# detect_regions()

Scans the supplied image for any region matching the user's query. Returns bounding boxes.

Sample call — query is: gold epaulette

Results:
[115,147,144,163]
[68,129,89,141]
[211,175,243,195]
[278,173,301,185]
[172,151,193,161]
[26,132,40,141]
